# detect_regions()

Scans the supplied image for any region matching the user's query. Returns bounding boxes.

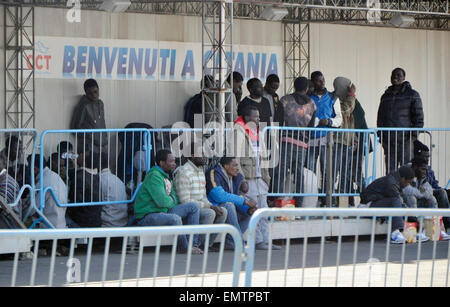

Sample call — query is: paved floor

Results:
[1,236,449,287]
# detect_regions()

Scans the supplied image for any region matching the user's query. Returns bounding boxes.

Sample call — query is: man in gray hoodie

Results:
[70,79,108,156]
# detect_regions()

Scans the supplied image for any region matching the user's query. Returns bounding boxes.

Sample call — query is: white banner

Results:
[32,36,283,82]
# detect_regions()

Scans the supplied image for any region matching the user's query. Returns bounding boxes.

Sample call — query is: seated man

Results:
[413,140,450,235]
[360,165,415,244]
[0,156,23,228]
[0,135,26,185]
[58,141,78,171]
[31,154,67,229]
[174,144,227,250]
[403,158,437,210]
[206,157,256,249]
[67,149,102,228]
[96,153,129,228]
[134,149,202,254]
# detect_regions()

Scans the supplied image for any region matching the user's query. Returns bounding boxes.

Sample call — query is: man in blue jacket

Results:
[206,156,256,249]
[307,71,343,205]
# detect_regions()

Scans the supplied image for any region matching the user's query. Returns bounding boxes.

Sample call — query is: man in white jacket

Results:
[32,154,67,229]
[97,153,129,227]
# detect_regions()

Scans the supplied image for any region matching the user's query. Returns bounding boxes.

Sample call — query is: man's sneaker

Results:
[272,244,282,250]
[256,243,282,250]
[417,231,430,243]
[391,230,406,244]
[441,231,450,241]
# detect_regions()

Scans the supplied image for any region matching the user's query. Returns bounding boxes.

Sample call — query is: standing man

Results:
[275,77,317,206]
[233,105,281,250]
[226,71,244,122]
[184,75,215,128]
[134,149,202,254]
[263,74,283,124]
[70,79,108,156]
[377,68,424,175]
[237,78,272,128]
[174,143,228,250]
[331,77,355,195]
[350,93,372,205]
[307,71,343,203]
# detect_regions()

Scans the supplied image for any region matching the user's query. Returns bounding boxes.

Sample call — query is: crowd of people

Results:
[0,67,448,250]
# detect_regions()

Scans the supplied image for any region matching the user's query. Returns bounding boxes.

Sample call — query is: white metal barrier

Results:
[245,208,450,287]
[0,224,243,287]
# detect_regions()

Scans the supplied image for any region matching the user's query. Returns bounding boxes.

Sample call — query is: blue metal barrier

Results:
[260,126,377,200]
[0,129,42,225]
[35,129,151,228]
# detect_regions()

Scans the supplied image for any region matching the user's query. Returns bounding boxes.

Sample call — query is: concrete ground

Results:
[1,235,449,287]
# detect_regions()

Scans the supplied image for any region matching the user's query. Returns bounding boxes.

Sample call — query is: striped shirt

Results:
[173,160,211,209]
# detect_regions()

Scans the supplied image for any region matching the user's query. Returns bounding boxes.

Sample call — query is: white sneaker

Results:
[441,231,450,241]
[417,231,430,243]
[391,230,406,244]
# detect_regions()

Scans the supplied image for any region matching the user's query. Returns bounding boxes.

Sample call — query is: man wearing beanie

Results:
[360,165,415,244]
[332,76,356,196]
[413,140,450,235]
[274,77,318,207]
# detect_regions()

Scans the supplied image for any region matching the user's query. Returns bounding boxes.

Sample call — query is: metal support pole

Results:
[326,132,333,208]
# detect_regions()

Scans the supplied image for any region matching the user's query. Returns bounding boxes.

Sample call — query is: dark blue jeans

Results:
[369,197,404,231]
[218,202,251,247]
[137,202,200,252]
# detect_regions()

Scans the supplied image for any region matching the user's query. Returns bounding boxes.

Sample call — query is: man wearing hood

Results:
[332,77,356,197]
[377,68,424,175]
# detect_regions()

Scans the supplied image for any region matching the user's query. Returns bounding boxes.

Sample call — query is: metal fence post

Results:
[326,132,333,207]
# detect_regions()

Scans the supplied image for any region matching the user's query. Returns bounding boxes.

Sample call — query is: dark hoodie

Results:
[360,171,403,204]
[377,81,424,142]
[70,95,108,153]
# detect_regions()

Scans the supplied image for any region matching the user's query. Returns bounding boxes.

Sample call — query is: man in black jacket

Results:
[360,165,415,244]
[237,78,272,128]
[70,79,108,156]
[377,68,424,175]
[67,149,102,228]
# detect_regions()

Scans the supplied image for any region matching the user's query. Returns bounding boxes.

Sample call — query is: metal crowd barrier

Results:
[261,127,376,206]
[373,128,450,185]
[148,126,232,169]
[245,208,450,287]
[0,224,243,287]
[35,129,151,229]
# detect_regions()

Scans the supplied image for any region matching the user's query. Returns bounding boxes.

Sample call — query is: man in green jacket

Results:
[134,149,202,254]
